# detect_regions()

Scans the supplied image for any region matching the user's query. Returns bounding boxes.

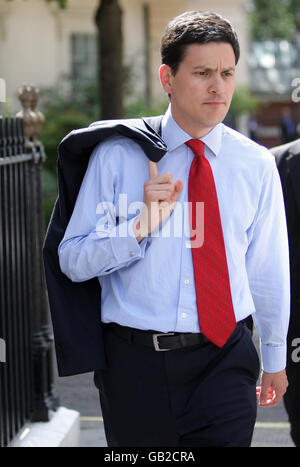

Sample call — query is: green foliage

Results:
[41,110,92,174]
[125,99,169,119]
[39,79,97,225]
[40,106,92,225]
[230,86,258,118]
[46,0,68,8]
[6,0,68,8]
[40,79,99,118]
[39,80,98,175]
[42,169,57,227]
[248,0,300,40]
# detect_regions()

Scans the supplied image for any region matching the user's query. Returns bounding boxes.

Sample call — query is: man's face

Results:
[160,42,236,137]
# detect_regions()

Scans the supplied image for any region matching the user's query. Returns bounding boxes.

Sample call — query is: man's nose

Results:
[208,74,225,94]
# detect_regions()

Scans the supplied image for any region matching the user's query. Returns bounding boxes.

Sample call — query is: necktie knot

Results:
[185,139,205,159]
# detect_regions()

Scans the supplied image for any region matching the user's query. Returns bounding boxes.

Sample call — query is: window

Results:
[70,33,97,82]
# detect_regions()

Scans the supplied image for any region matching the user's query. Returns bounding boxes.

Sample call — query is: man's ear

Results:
[159,64,173,96]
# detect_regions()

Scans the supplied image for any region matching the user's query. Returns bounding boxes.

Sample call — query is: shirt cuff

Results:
[109,216,151,265]
[260,342,287,373]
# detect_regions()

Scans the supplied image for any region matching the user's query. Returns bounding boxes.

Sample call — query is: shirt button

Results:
[184,279,190,285]
[129,251,135,257]
[181,312,188,319]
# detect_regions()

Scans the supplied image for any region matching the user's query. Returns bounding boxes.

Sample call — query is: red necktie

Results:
[186,139,236,347]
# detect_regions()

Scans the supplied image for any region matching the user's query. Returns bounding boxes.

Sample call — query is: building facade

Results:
[0,0,249,111]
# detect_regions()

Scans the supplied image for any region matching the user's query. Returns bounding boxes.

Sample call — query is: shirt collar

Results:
[161,105,222,157]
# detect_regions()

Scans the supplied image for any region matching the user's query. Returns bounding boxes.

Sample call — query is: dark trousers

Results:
[94,322,259,447]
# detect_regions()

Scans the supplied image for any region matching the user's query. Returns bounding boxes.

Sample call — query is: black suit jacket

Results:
[43,116,166,376]
[271,139,300,366]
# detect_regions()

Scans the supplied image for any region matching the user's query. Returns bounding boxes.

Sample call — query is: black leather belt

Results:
[104,321,245,352]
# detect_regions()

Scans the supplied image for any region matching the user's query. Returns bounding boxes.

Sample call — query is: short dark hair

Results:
[161,11,240,75]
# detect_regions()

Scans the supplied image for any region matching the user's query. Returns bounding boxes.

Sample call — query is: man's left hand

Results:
[256,369,288,407]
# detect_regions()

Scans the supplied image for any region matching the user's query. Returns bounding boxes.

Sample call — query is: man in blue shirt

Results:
[58,11,289,447]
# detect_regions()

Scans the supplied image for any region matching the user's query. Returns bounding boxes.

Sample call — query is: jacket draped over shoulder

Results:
[42,116,166,376]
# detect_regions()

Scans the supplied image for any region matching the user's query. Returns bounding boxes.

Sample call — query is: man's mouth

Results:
[203,101,225,106]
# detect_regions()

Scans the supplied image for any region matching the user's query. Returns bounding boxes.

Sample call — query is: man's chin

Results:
[201,116,226,129]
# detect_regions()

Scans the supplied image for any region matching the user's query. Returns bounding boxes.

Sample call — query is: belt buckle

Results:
[153,332,175,351]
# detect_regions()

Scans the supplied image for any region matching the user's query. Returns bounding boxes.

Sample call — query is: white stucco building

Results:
[0,0,249,111]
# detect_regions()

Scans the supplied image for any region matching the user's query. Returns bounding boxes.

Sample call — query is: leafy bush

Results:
[125,98,168,119]
[41,110,93,175]
[39,80,98,226]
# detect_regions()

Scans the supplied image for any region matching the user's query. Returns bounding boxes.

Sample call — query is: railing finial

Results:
[16,84,45,147]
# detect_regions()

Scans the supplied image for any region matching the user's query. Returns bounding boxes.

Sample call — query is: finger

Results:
[148,161,158,180]
[259,392,277,407]
[259,385,273,405]
[266,393,282,407]
[259,387,276,406]
[148,183,173,191]
[148,191,172,202]
[147,168,173,185]
[170,180,183,202]
[266,385,287,407]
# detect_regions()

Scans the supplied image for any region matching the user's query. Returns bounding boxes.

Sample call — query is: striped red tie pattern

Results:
[186,139,236,347]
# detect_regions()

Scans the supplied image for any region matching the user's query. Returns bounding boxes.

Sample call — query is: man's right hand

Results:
[133,161,183,242]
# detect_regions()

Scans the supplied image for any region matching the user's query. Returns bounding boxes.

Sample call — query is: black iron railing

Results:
[0,115,58,448]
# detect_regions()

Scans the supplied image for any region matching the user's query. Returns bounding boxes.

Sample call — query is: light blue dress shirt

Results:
[58,106,290,373]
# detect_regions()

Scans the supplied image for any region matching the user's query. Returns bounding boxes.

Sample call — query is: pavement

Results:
[53,371,107,447]
[53,327,295,448]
